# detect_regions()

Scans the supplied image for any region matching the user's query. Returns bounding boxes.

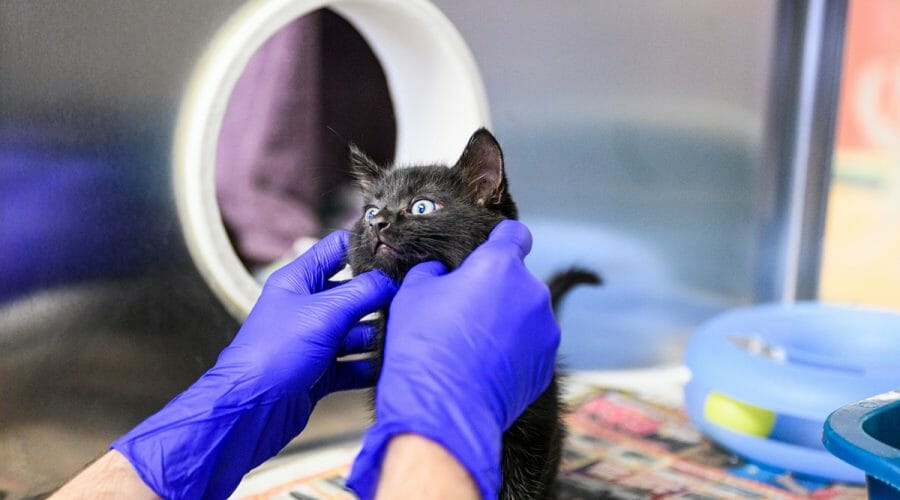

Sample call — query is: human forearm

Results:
[376,434,478,500]
[50,450,159,500]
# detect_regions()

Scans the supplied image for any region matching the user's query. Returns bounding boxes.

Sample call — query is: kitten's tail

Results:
[548,267,602,312]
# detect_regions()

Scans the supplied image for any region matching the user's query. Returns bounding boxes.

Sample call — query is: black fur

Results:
[347,129,599,499]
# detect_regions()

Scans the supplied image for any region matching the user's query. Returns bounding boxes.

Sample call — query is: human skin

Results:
[51,437,478,500]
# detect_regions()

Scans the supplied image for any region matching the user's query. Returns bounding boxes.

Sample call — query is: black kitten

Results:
[347,129,599,499]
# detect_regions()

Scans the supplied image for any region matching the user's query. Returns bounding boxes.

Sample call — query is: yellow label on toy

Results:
[704,391,776,437]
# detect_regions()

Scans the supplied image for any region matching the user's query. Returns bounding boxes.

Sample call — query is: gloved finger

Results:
[330,359,377,392]
[266,230,349,295]
[402,260,448,286]
[485,219,533,259]
[310,359,377,401]
[339,321,379,356]
[317,270,398,328]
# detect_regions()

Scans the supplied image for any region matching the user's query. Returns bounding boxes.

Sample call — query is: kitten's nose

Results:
[369,214,390,232]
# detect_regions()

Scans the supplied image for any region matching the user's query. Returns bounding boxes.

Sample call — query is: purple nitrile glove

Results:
[111,230,397,500]
[347,220,561,499]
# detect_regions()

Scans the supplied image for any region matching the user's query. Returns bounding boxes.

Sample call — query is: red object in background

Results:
[581,397,661,437]
[835,0,900,152]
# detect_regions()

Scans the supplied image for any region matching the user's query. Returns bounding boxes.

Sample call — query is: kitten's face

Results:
[347,129,517,281]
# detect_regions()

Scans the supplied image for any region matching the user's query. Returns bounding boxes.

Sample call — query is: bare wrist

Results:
[51,450,159,500]
[376,434,479,500]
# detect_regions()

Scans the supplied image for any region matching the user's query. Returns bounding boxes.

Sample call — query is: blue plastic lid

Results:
[824,390,900,492]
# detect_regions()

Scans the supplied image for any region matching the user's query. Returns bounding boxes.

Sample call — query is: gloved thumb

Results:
[486,220,533,259]
[403,260,448,286]
[266,230,349,294]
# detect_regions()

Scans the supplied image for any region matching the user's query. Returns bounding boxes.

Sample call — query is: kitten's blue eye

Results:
[410,199,437,216]
[364,207,379,220]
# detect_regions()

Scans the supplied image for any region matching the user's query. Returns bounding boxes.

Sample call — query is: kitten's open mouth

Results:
[374,240,399,256]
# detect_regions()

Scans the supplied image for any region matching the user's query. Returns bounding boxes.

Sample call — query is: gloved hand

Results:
[347,220,561,499]
[111,230,397,500]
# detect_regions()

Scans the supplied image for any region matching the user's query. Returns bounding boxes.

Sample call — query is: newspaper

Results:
[231,370,865,499]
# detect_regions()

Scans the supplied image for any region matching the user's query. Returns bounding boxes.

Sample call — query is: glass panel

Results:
[434,0,779,367]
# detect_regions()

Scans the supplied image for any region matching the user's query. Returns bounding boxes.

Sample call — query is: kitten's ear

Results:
[349,144,388,191]
[454,128,506,205]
